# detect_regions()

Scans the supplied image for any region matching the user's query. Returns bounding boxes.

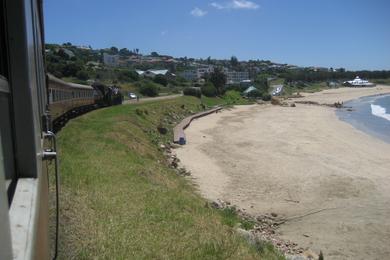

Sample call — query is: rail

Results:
[173,107,222,145]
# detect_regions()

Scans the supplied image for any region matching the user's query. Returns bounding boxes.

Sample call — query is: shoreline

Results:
[174,85,390,259]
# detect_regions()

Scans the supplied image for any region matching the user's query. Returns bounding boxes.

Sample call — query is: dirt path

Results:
[175,86,390,259]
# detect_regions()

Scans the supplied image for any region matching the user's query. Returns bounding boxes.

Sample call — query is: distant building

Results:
[103,53,120,67]
[179,70,197,81]
[136,69,175,79]
[179,66,214,81]
[76,45,92,50]
[144,69,169,78]
[224,70,250,84]
[57,48,75,58]
[180,66,249,84]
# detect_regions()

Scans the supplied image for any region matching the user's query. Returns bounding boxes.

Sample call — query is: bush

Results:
[246,89,262,98]
[201,82,217,97]
[118,70,139,82]
[153,75,168,86]
[183,87,201,98]
[223,90,242,104]
[226,84,247,92]
[139,81,159,97]
[76,70,89,80]
[262,93,272,101]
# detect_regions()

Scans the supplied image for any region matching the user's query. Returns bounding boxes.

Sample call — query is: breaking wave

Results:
[371,104,390,122]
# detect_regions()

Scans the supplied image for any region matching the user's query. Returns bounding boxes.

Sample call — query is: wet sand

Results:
[175,86,390,259]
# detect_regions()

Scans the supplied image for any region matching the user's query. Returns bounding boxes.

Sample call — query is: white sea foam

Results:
[371,104,390,122]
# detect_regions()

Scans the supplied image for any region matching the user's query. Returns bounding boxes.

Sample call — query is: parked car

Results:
[128,92,137,99]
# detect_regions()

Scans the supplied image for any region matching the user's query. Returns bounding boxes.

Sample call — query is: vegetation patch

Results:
[52,96,282,259]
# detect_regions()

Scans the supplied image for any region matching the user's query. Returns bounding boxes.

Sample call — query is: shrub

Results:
[201,82,217,97]
[246,89,262,98]
[153,75,168,86]
[118,70,139,82]
[139,81,159,97]
[226,84,248,93]
[262,93,272,101]
[183,87,201,98]
[223,90,242,104]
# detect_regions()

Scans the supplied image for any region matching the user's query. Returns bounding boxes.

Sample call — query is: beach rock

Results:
[290,103,296,107]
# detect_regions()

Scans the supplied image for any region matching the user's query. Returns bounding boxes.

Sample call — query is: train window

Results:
[0,77,16,198]
[0,2,17,202]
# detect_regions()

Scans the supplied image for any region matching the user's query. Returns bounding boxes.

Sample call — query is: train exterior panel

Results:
[1,0,51,259]
[48,75,96,121]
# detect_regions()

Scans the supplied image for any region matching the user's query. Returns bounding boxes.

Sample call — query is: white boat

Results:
[343,76,375,87]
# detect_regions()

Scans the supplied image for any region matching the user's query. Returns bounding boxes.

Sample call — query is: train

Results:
[0,1,122,259]
[48,74,123,132]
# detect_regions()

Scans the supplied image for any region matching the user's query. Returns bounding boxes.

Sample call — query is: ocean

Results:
[337,94,390,143]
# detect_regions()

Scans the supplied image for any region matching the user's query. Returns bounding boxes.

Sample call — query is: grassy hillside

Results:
[52,96,283,259]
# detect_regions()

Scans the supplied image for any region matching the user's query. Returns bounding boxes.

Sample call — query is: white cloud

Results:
[210,2,224,9]
[210,0,259,10]
[190,7,208,17]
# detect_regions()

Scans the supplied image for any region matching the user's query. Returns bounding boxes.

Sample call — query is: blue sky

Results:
[44,0,390,70]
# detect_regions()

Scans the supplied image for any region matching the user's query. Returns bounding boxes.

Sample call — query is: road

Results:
[122,94,182,105]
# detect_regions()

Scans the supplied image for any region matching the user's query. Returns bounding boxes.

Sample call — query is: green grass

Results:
[269,78,285,85]
[282,81,329,96]
[200,92,252,107]
[53,96,283,259]
[219,207,255,230]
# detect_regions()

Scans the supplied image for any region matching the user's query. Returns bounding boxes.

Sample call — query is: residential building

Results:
[179,70,197,81]
[179,66,214,81]
[224,70,250,84]
[136,69,175,79]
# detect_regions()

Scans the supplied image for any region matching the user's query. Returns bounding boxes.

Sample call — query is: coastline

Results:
[174,85,390,259]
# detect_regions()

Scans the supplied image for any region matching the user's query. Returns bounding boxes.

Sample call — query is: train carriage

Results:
[47,75,99,129]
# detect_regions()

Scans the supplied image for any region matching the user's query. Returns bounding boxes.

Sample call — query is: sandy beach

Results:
[175,86,390,259]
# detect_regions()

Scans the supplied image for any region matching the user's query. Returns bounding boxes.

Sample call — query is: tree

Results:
[201,82,217,97]
[246,89,262,98]
[110,46,119,54]
[230,56,239,68]
[151,51,159,57]
[118,70,139,82]
[254,74,269,94]
[139,81,159,97]
[119,48,131,56]
[153,74,168,86]
[183,87,201,98]
[209,68,227,95]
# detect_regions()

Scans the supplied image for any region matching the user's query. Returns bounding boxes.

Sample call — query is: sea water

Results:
[337,94,390,143]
